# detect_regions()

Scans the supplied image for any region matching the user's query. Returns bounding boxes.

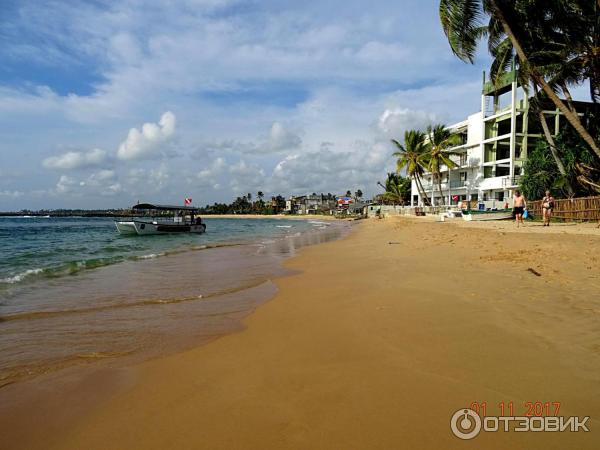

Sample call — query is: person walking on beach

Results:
[513,190,527,227]
[542,190,555,226]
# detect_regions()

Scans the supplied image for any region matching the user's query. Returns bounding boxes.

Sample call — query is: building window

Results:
[460,154,467,166]
[496,165,510,177]
[497,118,511,136]
[460,171,467,181]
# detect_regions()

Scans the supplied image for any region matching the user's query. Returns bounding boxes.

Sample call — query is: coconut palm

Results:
[424,124,462,205]
[439,0,600,160]
[377,173,411,205]
[392,130,431,205]
[481,2,589,194]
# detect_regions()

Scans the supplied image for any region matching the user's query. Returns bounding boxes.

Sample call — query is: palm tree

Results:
[392,130,431,205]
[484,10,579,195]
[439,0,600,160]
[378,173,411,205]
[424,124,462,205]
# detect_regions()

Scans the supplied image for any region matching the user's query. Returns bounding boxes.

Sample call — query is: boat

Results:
[115,203,206,235]
[462,209,513,221]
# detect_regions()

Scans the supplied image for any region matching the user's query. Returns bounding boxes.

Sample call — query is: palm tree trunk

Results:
[561,84,577,114]
[538,111,575,196]
[490,1,600,161]
[414,175,426,205]
[415,174,431,205]
[437,174,445,205]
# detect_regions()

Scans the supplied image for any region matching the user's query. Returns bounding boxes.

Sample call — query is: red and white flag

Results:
[184,197,192,205]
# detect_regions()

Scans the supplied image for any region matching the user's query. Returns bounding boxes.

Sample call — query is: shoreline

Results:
[203,214,342,220]
[0,218,350,388]
[2,217,599,449]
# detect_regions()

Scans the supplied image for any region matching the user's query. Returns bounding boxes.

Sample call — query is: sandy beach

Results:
[2,217,600,449]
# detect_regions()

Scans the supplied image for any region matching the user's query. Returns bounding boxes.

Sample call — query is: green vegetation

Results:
[376,173,411,205]
[521,121,600,199]
[199,193,286,215]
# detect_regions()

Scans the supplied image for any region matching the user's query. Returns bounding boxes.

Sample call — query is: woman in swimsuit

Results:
[542,190,555,227]
[513,190,527,227]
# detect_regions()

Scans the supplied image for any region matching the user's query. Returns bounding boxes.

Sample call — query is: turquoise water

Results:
[0,215,345,385]
[0,216,320,288]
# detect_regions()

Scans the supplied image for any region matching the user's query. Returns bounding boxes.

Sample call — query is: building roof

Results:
[132,203,200,212]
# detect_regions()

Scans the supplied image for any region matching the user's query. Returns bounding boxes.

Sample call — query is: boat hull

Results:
[115,221,137,234]
[115,220,206,235]
[462,210,513,221]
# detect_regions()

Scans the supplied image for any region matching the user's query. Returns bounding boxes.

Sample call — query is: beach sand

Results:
[2,217,600,449]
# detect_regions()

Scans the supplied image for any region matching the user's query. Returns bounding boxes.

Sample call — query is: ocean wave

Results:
[0,257,124,287]
[136,252,165,260]
[0,242,249,288]
[0,268,44,284]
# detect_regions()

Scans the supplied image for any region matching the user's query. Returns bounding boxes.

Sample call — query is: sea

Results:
[0,216,348,387]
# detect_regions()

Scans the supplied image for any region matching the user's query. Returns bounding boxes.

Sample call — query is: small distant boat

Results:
[115,203,206,235]
[462,209,513,221]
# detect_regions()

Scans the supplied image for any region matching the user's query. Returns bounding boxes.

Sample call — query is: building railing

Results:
[421,180,466,190]
[449,180,466,188]
[501,176,522,187]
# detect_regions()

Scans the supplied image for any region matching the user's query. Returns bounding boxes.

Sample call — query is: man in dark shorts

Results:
[513,190,527,227]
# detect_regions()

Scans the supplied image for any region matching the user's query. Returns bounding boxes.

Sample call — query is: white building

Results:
[411,69,587,207]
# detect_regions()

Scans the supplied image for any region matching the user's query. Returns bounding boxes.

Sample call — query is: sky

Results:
[0,0,514,210]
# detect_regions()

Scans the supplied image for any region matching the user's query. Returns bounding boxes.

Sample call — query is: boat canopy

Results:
[132,203,200,212]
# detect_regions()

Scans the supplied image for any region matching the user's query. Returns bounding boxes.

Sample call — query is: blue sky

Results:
[0,0,513,209]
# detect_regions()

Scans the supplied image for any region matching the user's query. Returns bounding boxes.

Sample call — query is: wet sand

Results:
[204,214,341,220]
[2,217,600,449]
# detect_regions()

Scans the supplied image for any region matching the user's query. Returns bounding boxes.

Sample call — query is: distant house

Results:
[285,194,337,215]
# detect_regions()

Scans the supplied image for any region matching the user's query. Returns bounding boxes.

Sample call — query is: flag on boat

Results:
[184,197,192,205]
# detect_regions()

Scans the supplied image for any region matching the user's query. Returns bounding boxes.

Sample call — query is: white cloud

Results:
[54,170,121,196]
[194,157,226,189]
[377,108,438,138]
[229,159,265,194]
[270,140,394,196]
[266,122,302,152]
[0,190,25,198]
[55,175,80,194]
[117,111,176,160]
[43,148,108,170]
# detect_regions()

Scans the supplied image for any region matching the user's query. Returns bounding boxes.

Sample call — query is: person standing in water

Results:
[542,190,555,226]
[513,190,527,227]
